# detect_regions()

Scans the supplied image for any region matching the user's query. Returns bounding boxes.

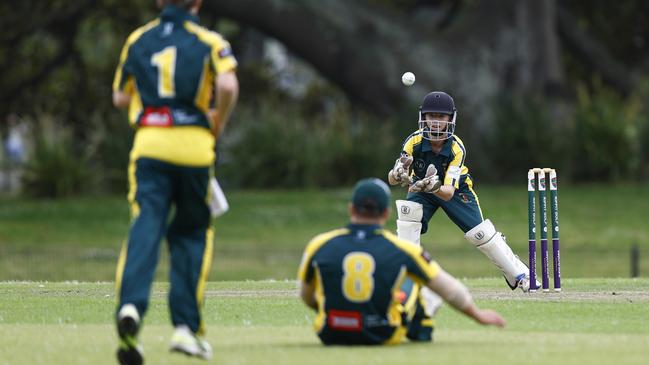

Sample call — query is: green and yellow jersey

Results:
[113,5,237,167]
[401,133,471,190]
[298,224,439,345]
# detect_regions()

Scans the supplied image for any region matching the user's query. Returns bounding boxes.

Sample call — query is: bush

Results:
[21,116,92,197]
[570,83,647,181]
[488,82,649,182]
[87,112,133,193]
[218,99,399,188]
[486,95,567,181]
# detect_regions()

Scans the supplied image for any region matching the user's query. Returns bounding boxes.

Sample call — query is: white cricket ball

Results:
[401,72,415,86]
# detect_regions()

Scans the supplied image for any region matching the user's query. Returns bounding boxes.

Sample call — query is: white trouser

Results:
[465,219,528,287]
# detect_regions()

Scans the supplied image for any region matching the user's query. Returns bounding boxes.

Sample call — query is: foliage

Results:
[219,98,400,188]
[2,0,649,189]
[489,81,649,182]
[17,111,133,197]
[564,0,649,71]
[86,112,134,193]
[487,95,565,181]
[570,81,649,181]
[20,117,93,197]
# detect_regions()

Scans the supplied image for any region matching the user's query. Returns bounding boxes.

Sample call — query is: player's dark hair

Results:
[355,210,386,219]
[354,200,387,218]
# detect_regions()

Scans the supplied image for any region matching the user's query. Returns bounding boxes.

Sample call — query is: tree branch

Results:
[0,0,97,44]
[556,5,635,95]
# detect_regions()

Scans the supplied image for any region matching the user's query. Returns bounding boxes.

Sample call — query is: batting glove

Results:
[388,155,413,187]
[409,164,441,193]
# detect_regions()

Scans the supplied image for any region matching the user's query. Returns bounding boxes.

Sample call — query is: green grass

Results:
[1,279,649,365]
[1,184,649,280]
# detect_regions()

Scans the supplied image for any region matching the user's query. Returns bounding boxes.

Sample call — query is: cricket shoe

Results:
[116,304,143,365]
[170,325,213,360]
[514,274,541,293]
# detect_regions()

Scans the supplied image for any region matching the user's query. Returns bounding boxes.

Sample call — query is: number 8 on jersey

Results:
[342,252,376,302]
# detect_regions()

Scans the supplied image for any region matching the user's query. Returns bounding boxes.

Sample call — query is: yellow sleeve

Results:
[112,41,131,92]
[406,261,441,285]
[184,22,238,74]
[444,138,466,188]
[211,39,237,74]
[401,133,422,156]
[297,228,349,283]
[380,230,440,284]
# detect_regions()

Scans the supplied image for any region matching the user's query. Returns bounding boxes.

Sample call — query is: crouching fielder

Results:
[388,91,535,292]
[298,178,505,345]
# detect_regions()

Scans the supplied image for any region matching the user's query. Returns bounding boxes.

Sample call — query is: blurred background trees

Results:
[1,0,648,197]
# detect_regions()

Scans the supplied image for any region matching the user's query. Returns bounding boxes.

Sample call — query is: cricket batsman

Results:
[387,91,537,340]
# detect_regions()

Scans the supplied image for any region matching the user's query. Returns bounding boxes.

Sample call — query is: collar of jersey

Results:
[421,137,452,156]
[160,5,199,24]
[347,223,383,232]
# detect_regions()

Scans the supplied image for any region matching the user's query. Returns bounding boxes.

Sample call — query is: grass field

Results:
[1,184,649,280]
[1,278,649,365]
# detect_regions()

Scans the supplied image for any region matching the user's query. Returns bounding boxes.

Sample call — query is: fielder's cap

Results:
[351,178,391,214]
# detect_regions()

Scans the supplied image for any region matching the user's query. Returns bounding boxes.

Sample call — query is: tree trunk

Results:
[203,0,567,114]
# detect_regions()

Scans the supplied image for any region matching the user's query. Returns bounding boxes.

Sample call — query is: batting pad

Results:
[466,220,528,284]
[396,200,423,222]
[397,220,422,245]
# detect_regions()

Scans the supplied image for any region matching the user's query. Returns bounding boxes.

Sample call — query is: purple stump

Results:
[553,238,561,291]
[541,239,549,291]
[529,239,537,291]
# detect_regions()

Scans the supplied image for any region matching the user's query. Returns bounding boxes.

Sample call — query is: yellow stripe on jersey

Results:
[383,265,409,345]
[466,175,484,220]
[130,126,216,167]
[313,264,327,333]
[388,266,408,327]
[126,78,143,126]
[297,228,350,282]
[183,22,238,75]
[379,230,440,283]
[113,19,161,92]
[193,57,214,114]
[403,282,421,314]
[401,132,423,156]
[384,326,407,345]
[445,135,469,188]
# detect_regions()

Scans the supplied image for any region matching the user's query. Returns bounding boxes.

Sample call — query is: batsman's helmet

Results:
[417,91,457,141]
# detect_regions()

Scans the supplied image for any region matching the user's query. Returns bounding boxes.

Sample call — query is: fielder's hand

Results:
[409,164,441,193]
[473,309,506,327]
[388,155,413,187]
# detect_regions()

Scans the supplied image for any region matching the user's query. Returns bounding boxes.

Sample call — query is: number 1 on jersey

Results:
[151,46,177,98]
[342,252,375,302]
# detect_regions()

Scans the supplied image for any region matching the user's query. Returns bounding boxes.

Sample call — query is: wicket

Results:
[527,168,561,292]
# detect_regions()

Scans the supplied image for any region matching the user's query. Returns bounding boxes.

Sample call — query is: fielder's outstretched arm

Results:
[426,269,506,327]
